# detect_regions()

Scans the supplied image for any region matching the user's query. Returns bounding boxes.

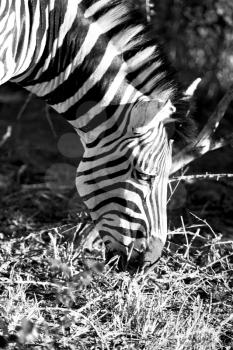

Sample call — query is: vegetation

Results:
[0,1,233,349]
[0,185,233,349]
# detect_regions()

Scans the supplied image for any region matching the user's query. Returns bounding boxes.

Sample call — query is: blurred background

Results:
[0,0,233,238]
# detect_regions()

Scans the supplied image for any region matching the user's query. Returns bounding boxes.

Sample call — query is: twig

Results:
[45,105,57,138]
[172,84,233,173]
[16,93,33,120]
[167,168,188,204]
[170,172,233,183]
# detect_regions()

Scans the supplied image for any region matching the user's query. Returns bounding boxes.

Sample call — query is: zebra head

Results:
[76,100,176,271]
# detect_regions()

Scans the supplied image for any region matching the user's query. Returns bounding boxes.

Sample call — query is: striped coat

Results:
[0,0,189,270]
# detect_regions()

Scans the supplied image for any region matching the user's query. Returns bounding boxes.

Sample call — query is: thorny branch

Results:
[170,172,233,183]
[171,81,233,174]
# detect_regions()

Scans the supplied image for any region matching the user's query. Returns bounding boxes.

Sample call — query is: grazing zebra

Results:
[0,0,192,270]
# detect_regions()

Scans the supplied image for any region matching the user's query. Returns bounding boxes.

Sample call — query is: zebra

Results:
[0,0,192,270]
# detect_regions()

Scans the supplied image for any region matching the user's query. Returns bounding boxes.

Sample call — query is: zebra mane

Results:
[80,0,196,144]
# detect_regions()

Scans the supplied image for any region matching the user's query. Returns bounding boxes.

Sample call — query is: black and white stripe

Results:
[0,0,189,269]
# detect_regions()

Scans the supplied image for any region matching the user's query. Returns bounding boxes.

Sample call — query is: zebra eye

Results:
[132,169,158,183]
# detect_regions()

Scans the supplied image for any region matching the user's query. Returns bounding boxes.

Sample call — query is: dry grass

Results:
[0,206,232,349]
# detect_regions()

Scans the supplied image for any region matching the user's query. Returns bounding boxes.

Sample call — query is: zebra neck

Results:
[8,0,178,144]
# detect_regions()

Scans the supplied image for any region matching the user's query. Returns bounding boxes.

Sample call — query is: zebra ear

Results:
[131,99,176,133]
[183,78,202,101]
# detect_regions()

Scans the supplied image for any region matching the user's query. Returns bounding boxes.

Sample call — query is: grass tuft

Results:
[0,216,232,349]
